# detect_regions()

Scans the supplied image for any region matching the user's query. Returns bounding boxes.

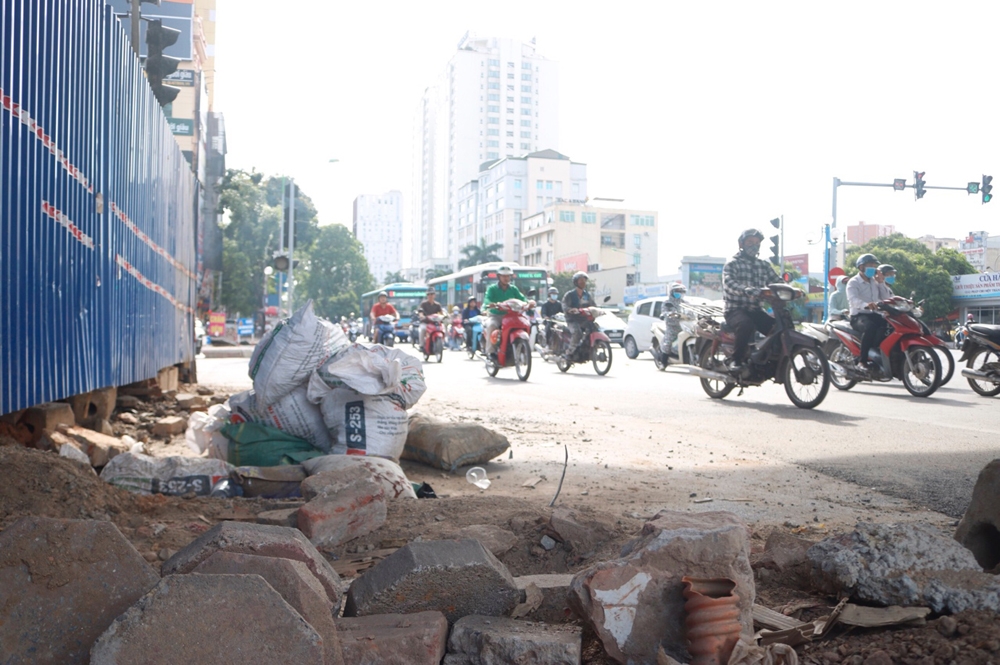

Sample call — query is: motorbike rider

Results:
[540,286,563,348]
[369,291,398,343]
[876,264,896,299]
[562,271,596,359]
[416,287,444,348]
[847,253,886,368]
[448,305,463,350]
[722,229,781,374]
[662,282,687,356]
[827,276,849,321]
[462,297,481,349]
[483,265,527,361]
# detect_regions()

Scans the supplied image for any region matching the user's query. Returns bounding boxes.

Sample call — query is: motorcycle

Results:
[548,306,613,375]
[823,296,943,397]
[484,299,533,381]
[684,284,831,409]
[959,321,1000,397]
[464,315,485,359]
[650,300,722,371]
[348,319,361,343]
[536,314,564,361]
[448,314,465,351]
[374,314,396,347]
[420,314,445,363]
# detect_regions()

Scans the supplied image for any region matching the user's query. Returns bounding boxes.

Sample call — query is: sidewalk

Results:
[202,344,256,359]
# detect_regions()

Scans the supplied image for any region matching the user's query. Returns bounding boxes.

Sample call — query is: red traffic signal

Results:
[893,178,906,191]
[782,272,792,283]
[914,171,926,200]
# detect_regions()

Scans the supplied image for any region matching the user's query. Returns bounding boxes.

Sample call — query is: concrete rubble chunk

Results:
[456,524,518,557]
[548,507,606,555]
[336,611,449,665]
[175,392,208,410]
[955,458,1000,573]
[116,395,142,409]
[67,387,117,426]
[157,366,179,392]
[161,521,342,605]
[753,531,814,589]
[257,507,299,528]
[59,425,129,467]
[19,402,75,443]
[443,615,582,665]
[193,552,344,665]
[514,574,574,623]
[808,521,1000,614]
[152,415,187,436]
[344,539,520,623]
[569,510,754,664]
[0,517,159,664]
[297,473,387,548]
[90,574,325,664]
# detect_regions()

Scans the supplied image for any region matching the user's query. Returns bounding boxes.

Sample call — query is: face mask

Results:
[549,294,557,300]
[672,292,683,299]
[885,276,895,285]
[864,267,877,278]
[742,245,760,258]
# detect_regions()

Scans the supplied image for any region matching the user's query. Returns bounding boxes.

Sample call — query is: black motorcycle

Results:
[959,322,1000,397]
[690,284,831,409]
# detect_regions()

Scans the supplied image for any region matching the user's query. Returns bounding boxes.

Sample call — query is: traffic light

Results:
[273,253,290,272]
[914,171,926,200]
[145,19,181,106]
[768,217,781,266]
[782,272,792,283]
[983,175,993,204]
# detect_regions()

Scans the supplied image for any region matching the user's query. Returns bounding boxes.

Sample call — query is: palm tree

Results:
[458,239,504,269]
[383,270,406,285]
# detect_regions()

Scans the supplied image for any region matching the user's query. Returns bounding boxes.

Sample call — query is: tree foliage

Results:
[458,239,503,268]
[383,270,406,285]
[845,233,975,320]
[550,271,595,296]
[301,225,374,321]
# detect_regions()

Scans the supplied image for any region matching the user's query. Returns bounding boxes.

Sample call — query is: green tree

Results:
[845,233,975,320]
[550,271,595,296]
[458,239,503,268]
[302,225,375,320]
[424,268,448,281]
[383,270,406,285]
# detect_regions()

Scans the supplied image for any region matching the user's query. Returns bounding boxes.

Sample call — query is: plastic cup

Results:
[465,466,491,490]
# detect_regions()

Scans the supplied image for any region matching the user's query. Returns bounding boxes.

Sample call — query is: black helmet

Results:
[878,264,896,274]
[547,286,559,295]
[738,228,764,245]
[855,253,879,269]
[572,271,589,284]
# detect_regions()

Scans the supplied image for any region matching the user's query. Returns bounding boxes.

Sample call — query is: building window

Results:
[560,211,575,222]
[521,96,531,104]
[629,215,655,226]
[506,119,514,125]
[487,140,499,147]
[488,93,499,101]
[520,108,531,115]
[522,61,532,69]
[520,119,531,127]
[488,59,499,66]
[507,73,515,79]
[487,128,499,135]
[507,84,515,91]
[536,180,544,190]
[521,73,532,81]
[521,142,531,150]
[488,70,500,78]
[582,211,597,223]
[537,196,544,209]
[506,96,514,102]
[634,234,642,248]
[506,107,514,114]
[520,131,531,138]
[506,130,514,136]
[506,142,514,148]
[514,179,522,189]
[488,82,499,89]
[521,85,531,92]
[487,116,499,124]
[546,181,553,190]
[488,105,499,113]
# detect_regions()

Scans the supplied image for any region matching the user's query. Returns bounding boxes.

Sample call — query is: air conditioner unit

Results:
[587,263,601,272]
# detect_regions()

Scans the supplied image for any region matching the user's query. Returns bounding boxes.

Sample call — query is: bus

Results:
[360,283,426,342]
[426,263,548,311]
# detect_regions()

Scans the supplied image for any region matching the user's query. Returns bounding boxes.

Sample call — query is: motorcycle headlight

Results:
[912,306,923,318]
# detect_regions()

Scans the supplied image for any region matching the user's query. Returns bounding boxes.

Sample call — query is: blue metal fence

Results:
[0,0,196,415]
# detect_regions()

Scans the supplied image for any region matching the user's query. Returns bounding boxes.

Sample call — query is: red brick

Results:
[297,475,387,548]
[336,611,448,665]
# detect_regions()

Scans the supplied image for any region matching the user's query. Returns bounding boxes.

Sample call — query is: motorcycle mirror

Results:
[603,296,611,303]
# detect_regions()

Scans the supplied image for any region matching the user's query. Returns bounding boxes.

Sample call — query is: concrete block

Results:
[257,508,299,528]
[19,402,75,443]
[0,517,159,664]
[176,392,208,410]
[161,521,342,605]
[152,415,187,436]
[157,366,179,392]
[955,459,1000,572]
[67,386,117,425]
[90,574,325,664]
[336,611,449,665]
[514,574,575,623]
[548,507,606,555]
[61,425,129,467]
[298,474,387,548]
[444,615,582,665]
[344,539,520,623]
[569,510,754,664]
[456,524,518,557]
[193,552,344,665]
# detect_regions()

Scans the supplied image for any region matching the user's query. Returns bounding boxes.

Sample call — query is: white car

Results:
[595,311,626,347]
[623,296,715,359]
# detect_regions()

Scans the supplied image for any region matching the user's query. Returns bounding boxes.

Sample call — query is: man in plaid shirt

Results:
[723,229,780,372]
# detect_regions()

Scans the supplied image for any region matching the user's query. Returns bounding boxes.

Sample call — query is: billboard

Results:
[686,262,724,300]
[785,253,809,275]
[960,231,989,271]
[555,252,589,273]
[952,273,1000,301]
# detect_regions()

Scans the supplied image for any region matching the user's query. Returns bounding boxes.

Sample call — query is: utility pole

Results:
[287,179,297,314]
[130,0,140,56]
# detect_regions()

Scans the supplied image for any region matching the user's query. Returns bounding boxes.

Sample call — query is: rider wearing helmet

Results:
[561,271,596,359]
[370,291,399,343]
[847,253,885,368]
[483,265,527,360]
[662,282,688,355]
[876,264,896,299]
[540,286,564,349]
[722,229,781,373]
[417,287,444,348]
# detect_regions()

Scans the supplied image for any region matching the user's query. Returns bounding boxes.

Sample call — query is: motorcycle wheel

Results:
[651,341,666,371]
[934,347,954,386]
[556,354,571,373]
[902,347,942,397]
[624,336,639,359]
[699,347,734,399]
[784,346,831,409]
[826,342,857,391]
[434,338,444,363]
[513,339,532,381]
[592,340,612,376]
[384,334,394,348]
[966,348,1000,397]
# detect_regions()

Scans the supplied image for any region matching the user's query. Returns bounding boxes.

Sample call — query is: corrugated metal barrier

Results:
[0,0,197,415]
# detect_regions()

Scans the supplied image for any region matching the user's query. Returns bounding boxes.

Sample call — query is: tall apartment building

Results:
[411,35,559,276]
[354,192,404,284]
[456,150,586,265]
[846,221,895,246]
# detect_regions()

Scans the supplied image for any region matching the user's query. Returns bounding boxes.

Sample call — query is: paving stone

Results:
[443,615,582,665]
[514,574,574,623]
[336,611,449,665]
[456,524,518,557]
[0,517,159,664]
[175,392,208,410]
[19,402,75,443]
[569,510,754,664]
[297,474,387,548]
[90,574,325,664]
[193,552,344,665]
[257,508,299,528]
[955,459,1000,572]
[152,415,187,436]
[161,521,342,605]
[344,539,520,623]
[60,425,129,467]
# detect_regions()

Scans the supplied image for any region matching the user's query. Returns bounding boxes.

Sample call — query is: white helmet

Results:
[572,271,589,285]
[497,265,514,276]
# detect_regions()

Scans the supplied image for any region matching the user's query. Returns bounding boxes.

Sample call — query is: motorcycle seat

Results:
[829,320,856,335]
[968,324,1000,343]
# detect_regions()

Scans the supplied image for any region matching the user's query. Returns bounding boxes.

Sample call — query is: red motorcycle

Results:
[553,306,613,375]
[485,299,533,381]
[825,296,943,397]
[421,314,445,363]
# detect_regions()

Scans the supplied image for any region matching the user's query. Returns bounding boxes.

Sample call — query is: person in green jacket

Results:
[483,265,527,360]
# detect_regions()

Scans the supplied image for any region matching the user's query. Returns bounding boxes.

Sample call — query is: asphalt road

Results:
[196,343,998,525]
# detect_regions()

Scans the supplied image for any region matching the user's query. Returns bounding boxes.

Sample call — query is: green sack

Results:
[221,422,325,467]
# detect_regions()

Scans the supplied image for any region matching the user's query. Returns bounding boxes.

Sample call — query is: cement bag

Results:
[314,344,426,409]
[100,452,233,496]
[185,403,231,457]
[249,300,348,407]
[229,386,332,453]
[301,455,417,500]
[311,382,409,461]
[403,413,510,472]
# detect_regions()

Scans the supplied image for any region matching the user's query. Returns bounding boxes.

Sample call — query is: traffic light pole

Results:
[287,179,296,315]
[130,0,140,56]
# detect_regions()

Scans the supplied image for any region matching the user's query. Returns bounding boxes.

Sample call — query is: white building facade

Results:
[353,191,403,284]
[411,35,559,276]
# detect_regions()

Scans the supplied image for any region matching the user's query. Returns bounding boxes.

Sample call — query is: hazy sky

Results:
[214,1,1000,276]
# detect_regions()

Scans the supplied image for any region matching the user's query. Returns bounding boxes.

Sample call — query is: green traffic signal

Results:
[983,175,993,204]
